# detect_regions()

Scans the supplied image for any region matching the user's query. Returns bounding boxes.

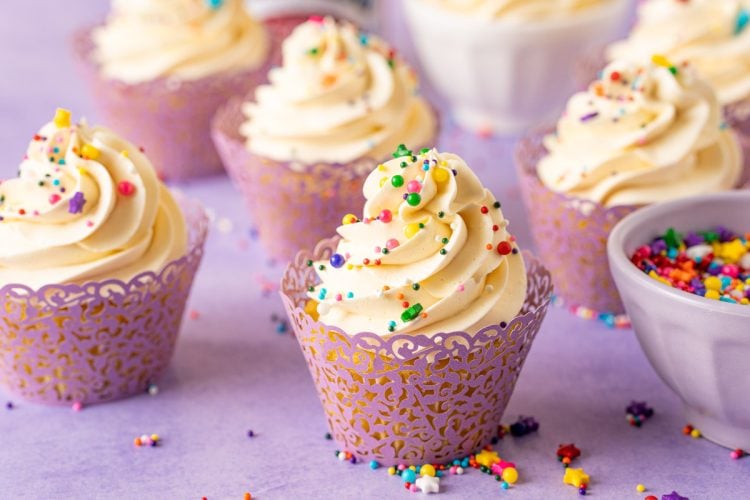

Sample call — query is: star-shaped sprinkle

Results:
[392,143,412,158]
[68,191,86,214]
[662,492,689,500]
[415,475,439,494]
[557,443,581,460]
[563,467,589,488]
[475,449,500,468]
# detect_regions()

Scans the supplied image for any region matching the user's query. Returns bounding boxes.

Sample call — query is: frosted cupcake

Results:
[0,109,208,405]
[281,148,552,464]
[404,0,630,135]
[213,17,438,261]
[606,0,750,173]
[73,0,271,180]
[516,60,744,314]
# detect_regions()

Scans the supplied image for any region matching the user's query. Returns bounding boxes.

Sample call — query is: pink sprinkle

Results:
[386,238,400,250]
[406,180,421,194]
[374,246,381,254]
[189,310,201,320]
[335,293,343,302]
[117,181,136,197]
[398,464,406,471]
[309,15,324,23]
[379,209,393,223]
[72,401,83,412]
[49,193,61,204]
[457,284,465,292]
[86,220,94,227]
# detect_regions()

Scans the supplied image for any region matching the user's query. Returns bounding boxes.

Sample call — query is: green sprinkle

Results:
[306,260,313,267]
[493,201,501,209]
[418,223,425,229]
[382,248,389,254]
[412,283,421,291]
[438,211,445,218]
[420,148,430,154]
[401,303,423,322]
[391,175,404,188]
[441,237,449,244]
[702,231,719,243]
[318,265,326,271]
[392,144,412,158]
[400,161,407,168]
[439,249,447,255]
[308,47,319,55]
[406,193,421,206]
[664,227,682,248]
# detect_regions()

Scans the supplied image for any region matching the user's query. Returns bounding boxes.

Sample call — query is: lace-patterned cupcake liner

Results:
[0,197,209,405]
[280,236,553,465]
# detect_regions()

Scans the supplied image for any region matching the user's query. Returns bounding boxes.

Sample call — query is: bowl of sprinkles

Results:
[608,190,750,451]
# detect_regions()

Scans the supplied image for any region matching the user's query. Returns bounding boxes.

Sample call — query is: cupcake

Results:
[213,16,438,261]
[280,148,552,464]
[605,0,750,177]
[517,59,744,314]
[73,0,271,180]
[403,0,631,135]
[0,109,208,405]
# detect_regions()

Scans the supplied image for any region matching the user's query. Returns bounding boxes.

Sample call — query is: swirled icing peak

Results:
[538,59,742,207]
[241,17,436,164]
[0,109,187,289]
[607,0,750,105]
[93,0,269,84]
[307,146,527,337]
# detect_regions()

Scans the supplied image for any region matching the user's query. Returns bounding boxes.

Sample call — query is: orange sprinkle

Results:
[420,312,428,319]
[396,293,404,300]
[322,74,337,87]
[486,243,493,250]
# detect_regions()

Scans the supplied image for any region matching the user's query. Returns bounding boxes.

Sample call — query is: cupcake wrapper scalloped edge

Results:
[0,196,209,406]
[280,236,553,465]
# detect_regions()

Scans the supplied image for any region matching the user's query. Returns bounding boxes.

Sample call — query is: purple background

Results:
[0,1,748,499]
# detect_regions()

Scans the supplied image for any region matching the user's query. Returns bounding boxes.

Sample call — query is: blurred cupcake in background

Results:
[606,0,750,172]
[404,0,631,136]
[73,0,271,180]
[212,16,438,261]
[0,109,208,405]
[516,59,744,315]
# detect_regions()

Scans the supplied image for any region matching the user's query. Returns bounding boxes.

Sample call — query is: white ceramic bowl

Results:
[608,191,750,450]
[404,0,631,135]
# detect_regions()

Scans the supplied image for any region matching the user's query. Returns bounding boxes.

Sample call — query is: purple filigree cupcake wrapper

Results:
[0,197,209,406]
[211,96,440,263]
[280,236,553,465]
[71,22,285,181]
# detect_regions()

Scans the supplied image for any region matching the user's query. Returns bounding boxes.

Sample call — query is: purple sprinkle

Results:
[247,430,255,438]
[580,111,599,122]
[68,191,86,214]
[651,239,667,254]
[683,232,704,247]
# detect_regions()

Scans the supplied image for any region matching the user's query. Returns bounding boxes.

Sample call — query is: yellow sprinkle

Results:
[78,167,88,177]
[705,290,720,300]
[439,160,448,167]
[120,150,129,158]
[651,54,672,68]
[404,223,421,239]
[636,484,646,493]
[432,167,449,183]
[342,213,357,225]
[690,428,702,439]
[81,144,100,160]
[387,466,396,476]
[346,264,353,270]
[304,299,319,321]
[741,298,749,305]
[53,108,71,128]
[377,164,387,171]
[704,276,722,291]
[379,176,388,188]
[150,434,160,442]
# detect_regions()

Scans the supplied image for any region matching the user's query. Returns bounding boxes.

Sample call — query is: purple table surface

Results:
[1,2,748,499]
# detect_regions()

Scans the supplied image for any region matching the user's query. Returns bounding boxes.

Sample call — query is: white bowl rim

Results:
[607,190,750,319]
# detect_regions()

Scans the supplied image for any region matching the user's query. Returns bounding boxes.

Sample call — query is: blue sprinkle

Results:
[736,9,750,35]
[346,292,354,299]
[720,296,737,303]
[205,0,223,9]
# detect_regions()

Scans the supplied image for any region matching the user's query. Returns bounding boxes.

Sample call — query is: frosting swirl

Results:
[241,17,436,164]
[308,147,527,337]
[538,60,743,207]
[607,0,750,105]
[420,0,608,20]
[0,109,187,289]
[93,0,269,84]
